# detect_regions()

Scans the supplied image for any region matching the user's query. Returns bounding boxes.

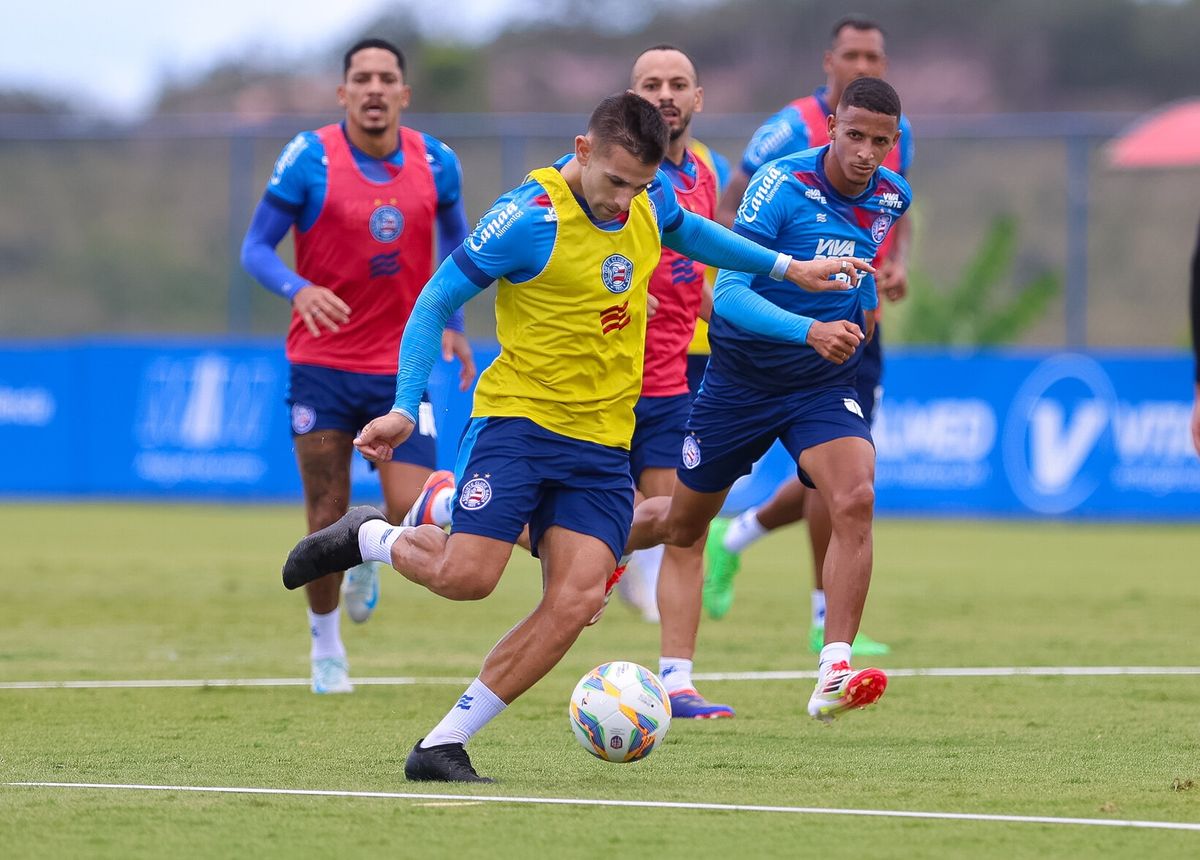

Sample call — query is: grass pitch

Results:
[2,502,1199,858]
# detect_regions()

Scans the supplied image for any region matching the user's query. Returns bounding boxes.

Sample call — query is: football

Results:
[568,661,671,763]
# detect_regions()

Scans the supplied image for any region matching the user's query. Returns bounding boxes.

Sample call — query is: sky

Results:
[1,1,529,117]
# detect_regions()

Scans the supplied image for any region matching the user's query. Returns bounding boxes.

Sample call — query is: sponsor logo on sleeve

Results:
[737,165,787,226]
[270,135,308,185]
[467,201,523,252]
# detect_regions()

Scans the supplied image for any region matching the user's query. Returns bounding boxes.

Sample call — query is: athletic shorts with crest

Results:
[677,368,873,493]
[451,416,634,562]
[630,392,692,485]
[286,363,437,468]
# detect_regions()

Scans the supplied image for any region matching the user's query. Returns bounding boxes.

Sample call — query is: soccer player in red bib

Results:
[619,45,734,719]
[240,39,475,695]
[706,17,914,657]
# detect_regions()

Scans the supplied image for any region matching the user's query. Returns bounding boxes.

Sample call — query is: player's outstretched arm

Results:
[663,210,871,292]
[355,257,480,462]
[711,267,813,344]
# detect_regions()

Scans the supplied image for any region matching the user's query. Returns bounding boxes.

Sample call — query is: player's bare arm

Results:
[292,284,351,337]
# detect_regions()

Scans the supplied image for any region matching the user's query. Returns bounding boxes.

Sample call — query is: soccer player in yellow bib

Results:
[281,93,873,782]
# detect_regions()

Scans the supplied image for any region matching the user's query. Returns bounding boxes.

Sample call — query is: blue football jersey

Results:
[708,145,912,393]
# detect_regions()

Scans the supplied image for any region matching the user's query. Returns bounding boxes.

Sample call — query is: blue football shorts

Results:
[630,392,692,484]
[451,416,634,563]
[677,380,873,493]
[286,363,436,469]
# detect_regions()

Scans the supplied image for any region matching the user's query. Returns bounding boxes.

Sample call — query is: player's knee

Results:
[829,481,875,525]
[550,579,606,630]
[430,558,501,601]
[666,517,707,548]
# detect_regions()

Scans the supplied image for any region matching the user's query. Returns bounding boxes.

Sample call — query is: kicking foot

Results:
[282,506,385,590]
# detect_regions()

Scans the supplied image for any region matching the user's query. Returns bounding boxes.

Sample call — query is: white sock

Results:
[308,608,345,660]
[634,545,664,596]
[357,519,408,564]
[723,508,768,553]
[431,487,455,528]
[421,678,507,748]
[659,657,694,694]
[818,641,852,674]
[811,589,827,628]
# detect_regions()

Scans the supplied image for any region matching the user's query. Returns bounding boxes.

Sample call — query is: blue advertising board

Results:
[1,341,1197,519]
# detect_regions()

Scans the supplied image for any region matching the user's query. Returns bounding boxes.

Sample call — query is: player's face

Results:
[824,27,887,94]
[576,135,661,221]
[826,105,900,191]
[338,48,411,136]
[630,50,703,142]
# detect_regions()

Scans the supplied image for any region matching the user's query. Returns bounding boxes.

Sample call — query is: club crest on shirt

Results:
[870,212,893,244]
[601,254,634,294]
[369,204,405,243]
[291,403,316,434]
[682,435,702,469]
[459,477,493,510]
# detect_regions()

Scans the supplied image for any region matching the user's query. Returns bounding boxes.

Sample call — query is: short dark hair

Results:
[830,15,885,42]
[839,77,901,118]
[343,38,406,78]
[632,43,700,85]
[588,93,669,165]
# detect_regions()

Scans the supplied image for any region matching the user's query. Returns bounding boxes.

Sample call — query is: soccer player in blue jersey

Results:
[626,77,912,723]
[240,39,475,695]
[280,93,872,781]
[706,17,914,657]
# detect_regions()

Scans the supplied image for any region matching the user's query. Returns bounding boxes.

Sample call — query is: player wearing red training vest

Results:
[620,45,735,720]
[287,123,437,375]
[241,39,475,695]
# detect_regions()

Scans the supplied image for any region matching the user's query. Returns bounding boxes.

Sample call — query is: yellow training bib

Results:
[472,166,662,449]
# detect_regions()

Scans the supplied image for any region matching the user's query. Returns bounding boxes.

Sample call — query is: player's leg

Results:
[637,465,733,718]
[796,428,886,721]
[806,327,889,656]
[292,428,355,694]
[617,393,683,623]
[406,427,633,782]
[704,477,809,620]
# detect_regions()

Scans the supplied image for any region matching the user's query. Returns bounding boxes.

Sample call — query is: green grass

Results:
[2,503,1199,858]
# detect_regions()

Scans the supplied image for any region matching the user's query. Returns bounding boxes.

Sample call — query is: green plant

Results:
[899,214,1061,345]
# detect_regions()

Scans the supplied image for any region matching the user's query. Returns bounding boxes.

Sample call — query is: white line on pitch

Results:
[1,667,1199,691]
[6,782,1199,833]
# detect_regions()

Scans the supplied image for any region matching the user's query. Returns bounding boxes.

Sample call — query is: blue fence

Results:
[3,340,1197,519]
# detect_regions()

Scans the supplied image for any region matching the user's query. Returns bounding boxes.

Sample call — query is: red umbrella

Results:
[1108,99,1200,168]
